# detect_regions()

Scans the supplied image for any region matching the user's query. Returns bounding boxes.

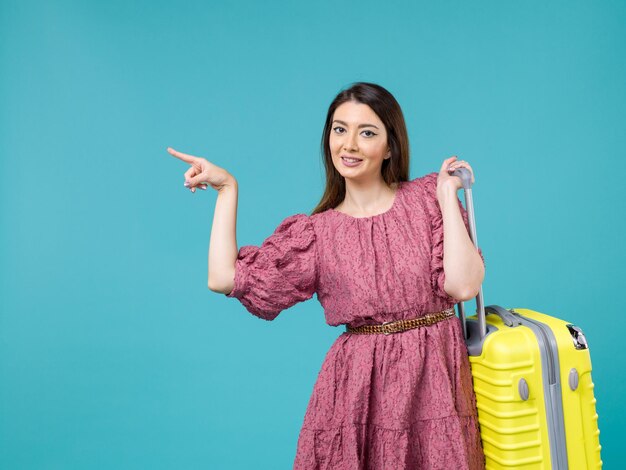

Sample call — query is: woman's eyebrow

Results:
[332,119,379,130]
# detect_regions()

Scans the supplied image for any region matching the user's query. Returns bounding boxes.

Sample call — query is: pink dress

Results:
[225,171,486,469]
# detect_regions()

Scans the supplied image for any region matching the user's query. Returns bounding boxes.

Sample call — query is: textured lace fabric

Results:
[226,171,486,469]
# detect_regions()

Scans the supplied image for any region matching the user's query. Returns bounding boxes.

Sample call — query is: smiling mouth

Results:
[341,157,363,163]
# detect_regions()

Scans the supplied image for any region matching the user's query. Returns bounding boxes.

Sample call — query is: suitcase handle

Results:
[451,167,489,339]
[484,305,522,327]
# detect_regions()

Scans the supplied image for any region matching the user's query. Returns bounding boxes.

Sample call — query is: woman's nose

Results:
[342,131,358,150]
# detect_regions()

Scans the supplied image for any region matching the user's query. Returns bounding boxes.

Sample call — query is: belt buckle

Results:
[382,321,394,335]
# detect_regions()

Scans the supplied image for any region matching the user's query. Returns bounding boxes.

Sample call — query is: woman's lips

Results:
[341,156,363,167]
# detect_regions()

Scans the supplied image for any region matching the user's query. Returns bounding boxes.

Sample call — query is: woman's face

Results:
[329,100,390,182]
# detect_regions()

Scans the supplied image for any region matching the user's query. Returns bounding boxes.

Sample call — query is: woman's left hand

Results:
[437,155,475,197]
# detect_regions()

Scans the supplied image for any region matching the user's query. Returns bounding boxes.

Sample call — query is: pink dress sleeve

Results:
[421,172,485,304]
[224,213,318,321]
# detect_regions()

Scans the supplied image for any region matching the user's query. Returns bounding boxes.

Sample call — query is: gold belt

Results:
[345,307,456,335]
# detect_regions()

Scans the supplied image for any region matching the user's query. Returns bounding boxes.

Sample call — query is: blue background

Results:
[1,0,624,468]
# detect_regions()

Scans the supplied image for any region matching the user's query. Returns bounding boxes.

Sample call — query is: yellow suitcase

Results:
[452,168,602,469]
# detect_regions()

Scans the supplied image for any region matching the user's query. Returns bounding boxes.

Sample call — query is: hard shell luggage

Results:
[451,168,602,469]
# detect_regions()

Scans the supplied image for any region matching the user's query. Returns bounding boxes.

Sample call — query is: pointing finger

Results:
[167,147,198,164]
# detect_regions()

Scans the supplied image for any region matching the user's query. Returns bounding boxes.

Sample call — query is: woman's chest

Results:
[314,215,433,295]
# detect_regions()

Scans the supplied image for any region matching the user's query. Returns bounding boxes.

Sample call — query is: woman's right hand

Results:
[167,147,234,193]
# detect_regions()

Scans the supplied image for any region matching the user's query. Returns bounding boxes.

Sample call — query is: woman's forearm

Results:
[207,177,239,293]
[438,187,485,301]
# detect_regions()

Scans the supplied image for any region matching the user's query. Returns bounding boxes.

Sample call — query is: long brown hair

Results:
[311,82,411,216]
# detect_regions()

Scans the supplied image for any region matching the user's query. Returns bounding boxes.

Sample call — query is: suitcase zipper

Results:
[510,310,568,469]
[527,317,556,384]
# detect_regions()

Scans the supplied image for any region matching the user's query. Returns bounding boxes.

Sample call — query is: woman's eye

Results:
[332,126,376,138]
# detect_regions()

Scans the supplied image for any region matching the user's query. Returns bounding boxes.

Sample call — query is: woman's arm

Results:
[208,177,239,293]
[438,186,485,301]
[166,147,239,294]
[435,155,484,302]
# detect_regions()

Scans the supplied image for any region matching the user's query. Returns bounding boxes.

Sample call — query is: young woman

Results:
[168,82,486,469]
